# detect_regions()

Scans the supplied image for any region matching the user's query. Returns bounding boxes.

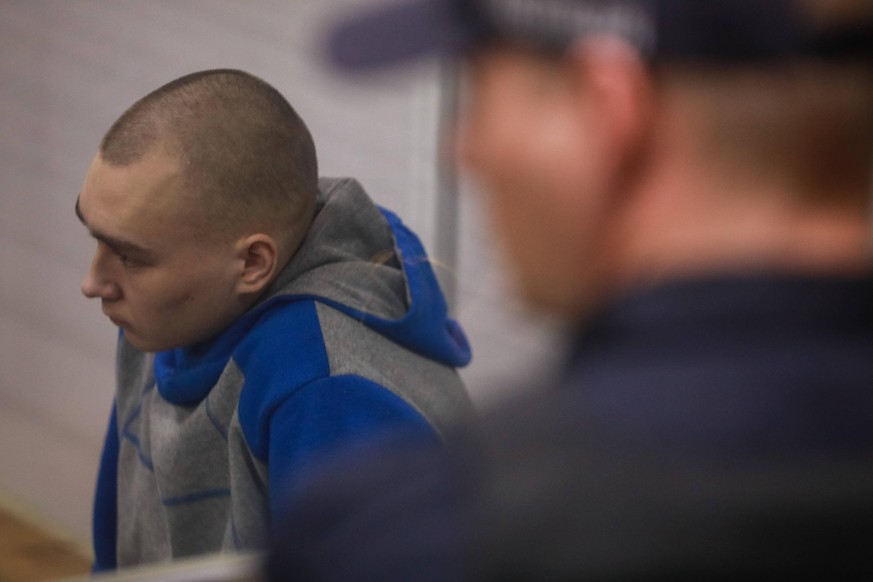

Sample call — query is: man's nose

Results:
[81,252,121,301]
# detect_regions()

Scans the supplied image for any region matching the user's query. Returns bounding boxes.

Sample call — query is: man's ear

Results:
[235,234,280,295]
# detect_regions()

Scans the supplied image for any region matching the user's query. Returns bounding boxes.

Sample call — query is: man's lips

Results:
[102,306,126,327]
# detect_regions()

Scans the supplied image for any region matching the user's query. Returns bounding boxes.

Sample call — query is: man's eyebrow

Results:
[75,195,153,258]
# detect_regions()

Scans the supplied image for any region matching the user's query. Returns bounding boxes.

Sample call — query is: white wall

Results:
[0,0,561,547]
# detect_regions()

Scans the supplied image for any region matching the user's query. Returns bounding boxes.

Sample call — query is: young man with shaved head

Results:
[268,0,873,578]
[76,69,472,570]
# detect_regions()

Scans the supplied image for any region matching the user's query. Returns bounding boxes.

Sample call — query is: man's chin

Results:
[121,331,172,354]
[122,328,223,353]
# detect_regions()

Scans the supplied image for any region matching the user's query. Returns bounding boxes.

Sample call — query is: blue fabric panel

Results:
[161,488,231,507]
[229,299,442,533]
[92,403,119,571]
[153,309,262,406]
[266,374,438,523]
[235,301,333,460]
[370,207,471,366]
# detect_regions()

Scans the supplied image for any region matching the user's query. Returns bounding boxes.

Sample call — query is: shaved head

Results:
[100,69,318,252]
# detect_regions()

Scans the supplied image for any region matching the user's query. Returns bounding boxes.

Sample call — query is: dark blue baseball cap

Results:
[329,0,873,71]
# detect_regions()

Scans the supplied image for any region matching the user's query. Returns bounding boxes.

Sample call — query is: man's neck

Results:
[610,162,873,290]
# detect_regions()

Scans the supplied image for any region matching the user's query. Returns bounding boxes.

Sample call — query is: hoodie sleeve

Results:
[266,374,440,521]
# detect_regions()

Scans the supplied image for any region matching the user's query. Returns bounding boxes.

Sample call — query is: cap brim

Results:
[328,0,463,71]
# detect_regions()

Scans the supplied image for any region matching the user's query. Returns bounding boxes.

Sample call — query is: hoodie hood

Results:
[262,177,471,368]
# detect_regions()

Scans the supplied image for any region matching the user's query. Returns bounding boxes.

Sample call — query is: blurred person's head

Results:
[332,0,873,318]
[77,69,318,351]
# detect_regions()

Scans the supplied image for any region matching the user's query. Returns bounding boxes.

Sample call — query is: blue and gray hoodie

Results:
[92,177,473,570]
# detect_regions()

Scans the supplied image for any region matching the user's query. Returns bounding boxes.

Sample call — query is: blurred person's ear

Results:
[565,37,654,189]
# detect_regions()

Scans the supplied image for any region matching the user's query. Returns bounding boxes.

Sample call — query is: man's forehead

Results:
[85,151,186,210]
[77,152,189,248]
[76,191,158,257]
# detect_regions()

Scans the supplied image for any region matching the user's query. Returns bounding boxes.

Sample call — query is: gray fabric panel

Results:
[315,302,475,438]
[115,340,170,565]
[115,338,156,416]
[115,352,269,565]
[263,177,409,320]
[224,407,270,551]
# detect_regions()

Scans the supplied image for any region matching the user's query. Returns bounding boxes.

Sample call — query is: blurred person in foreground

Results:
[75,69,472,570]
[267,0,873,579]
